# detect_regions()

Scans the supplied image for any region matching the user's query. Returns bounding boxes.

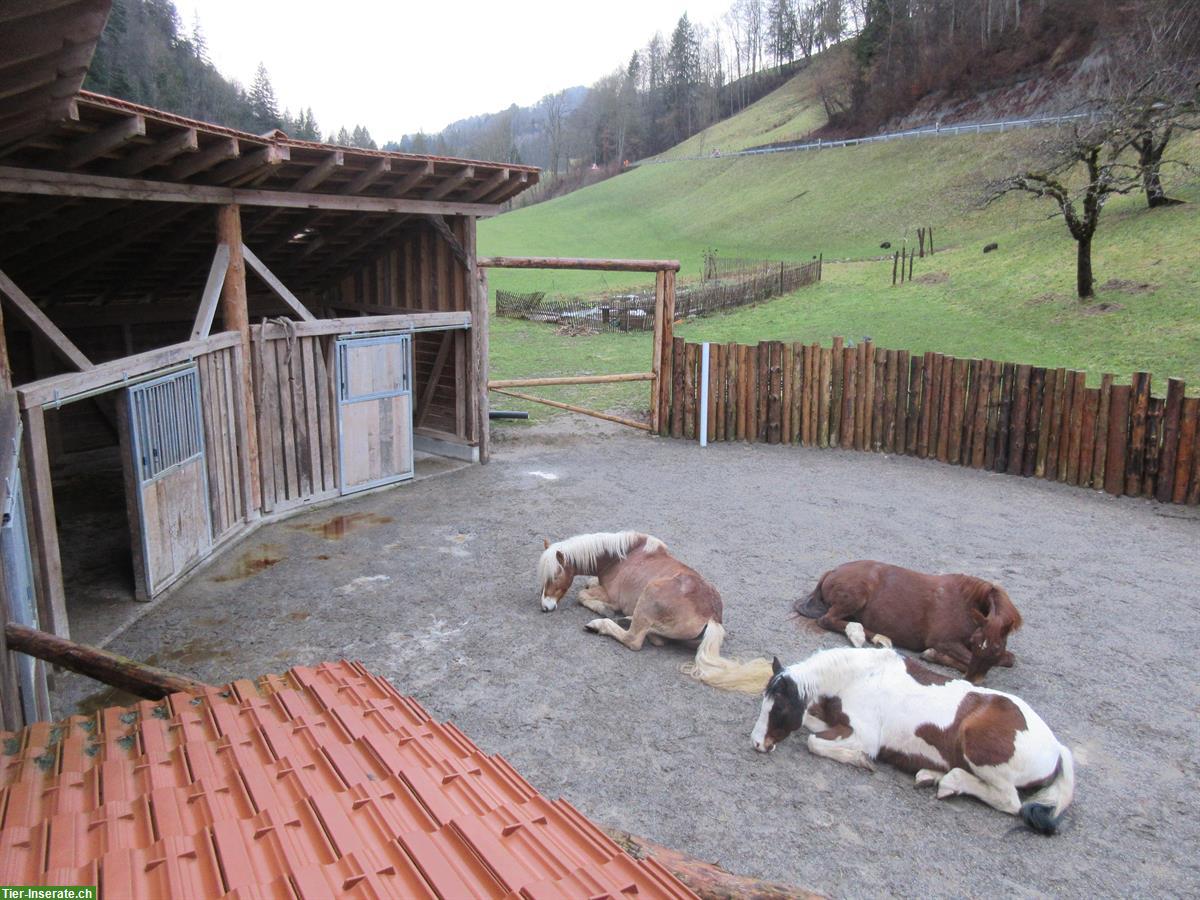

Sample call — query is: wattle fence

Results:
[660,336,1199,506]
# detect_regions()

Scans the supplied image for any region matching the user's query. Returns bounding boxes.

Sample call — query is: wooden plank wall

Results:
[322,219,472,442]
[251,333,338,514]
[662,337,1200,505]
[196,344,248,540]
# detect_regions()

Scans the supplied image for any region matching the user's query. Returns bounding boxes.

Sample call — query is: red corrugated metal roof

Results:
[0,661,695,899]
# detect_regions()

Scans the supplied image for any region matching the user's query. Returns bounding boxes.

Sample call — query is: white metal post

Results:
[699,342,710,447]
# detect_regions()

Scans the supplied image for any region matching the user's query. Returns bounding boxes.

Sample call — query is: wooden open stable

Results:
[0,0,541,729]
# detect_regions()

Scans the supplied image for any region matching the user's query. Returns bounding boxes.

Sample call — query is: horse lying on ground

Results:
[751,649,1074,834]
[538,531,772,693]
[794,560,1023,683]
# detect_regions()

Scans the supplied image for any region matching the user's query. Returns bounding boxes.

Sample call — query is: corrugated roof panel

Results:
[0,662,695,899]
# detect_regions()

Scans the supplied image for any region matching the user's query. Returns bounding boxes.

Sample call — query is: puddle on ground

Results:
[288,512,393,540]
[75,685,143,716]
[211,545,284,582]
[156,636,232,668]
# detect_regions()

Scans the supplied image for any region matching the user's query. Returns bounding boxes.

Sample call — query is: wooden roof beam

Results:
[164,137,238,181]
[110,127,198,177]
[386,160,434,197]
[53,114,145,169]
[243,150,344,239]
[466,168,509,202]
[0,164,500,216]
[344,157,390,194]
[208,144,289,185]
[485,171,530,204]
[426,165,473,201]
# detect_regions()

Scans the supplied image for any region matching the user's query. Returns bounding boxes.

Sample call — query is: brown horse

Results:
[538,531,772,693]
[794,560,1023,683]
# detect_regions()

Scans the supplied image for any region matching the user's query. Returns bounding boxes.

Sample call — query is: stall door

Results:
[1,467,47,723]
[336,334,413,494]
[128,368,212,597]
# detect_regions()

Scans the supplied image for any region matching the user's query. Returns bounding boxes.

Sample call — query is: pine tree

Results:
[248,62,281,132]
[336,126,352,145]
[191,11,210,65]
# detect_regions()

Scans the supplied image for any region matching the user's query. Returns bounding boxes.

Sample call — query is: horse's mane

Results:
[949,575,1023,631]
[538,531,666,584]
[786,647,899,699]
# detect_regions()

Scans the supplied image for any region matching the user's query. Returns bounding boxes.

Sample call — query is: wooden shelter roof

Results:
[0,1,540,312]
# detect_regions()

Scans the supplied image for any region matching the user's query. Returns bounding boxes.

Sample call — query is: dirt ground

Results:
[54,418,1200,898]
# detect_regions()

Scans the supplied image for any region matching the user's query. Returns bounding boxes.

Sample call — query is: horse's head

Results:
[751,657,806,752]
[965,585,1019,683]
[537,538,575,611]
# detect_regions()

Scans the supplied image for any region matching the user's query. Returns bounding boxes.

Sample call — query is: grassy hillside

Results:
[480,63,1200,421]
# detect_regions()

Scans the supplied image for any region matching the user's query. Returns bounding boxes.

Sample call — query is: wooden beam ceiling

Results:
[109,127,198,177]
[53,114,145,169]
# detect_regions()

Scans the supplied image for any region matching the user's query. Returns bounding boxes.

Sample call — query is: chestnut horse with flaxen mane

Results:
[538,531,773,693]
[794,560,1023,683]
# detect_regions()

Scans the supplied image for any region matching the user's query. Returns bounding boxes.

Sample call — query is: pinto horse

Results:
[751,648,1075,834]
[538,531,772,693]
[794,560,1023,683]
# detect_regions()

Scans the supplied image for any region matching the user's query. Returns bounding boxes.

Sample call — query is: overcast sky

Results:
[171,0,732,142]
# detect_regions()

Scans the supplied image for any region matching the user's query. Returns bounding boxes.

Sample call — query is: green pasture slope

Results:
[479,65,1200,421]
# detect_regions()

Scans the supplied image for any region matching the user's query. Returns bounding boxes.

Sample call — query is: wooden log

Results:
[841,347,857,448]
[658,335,674,437]
[830,336,844,445]
[1092,374,1113,488]
[948,357,968,464]
[1190,409,1200,505]
[906,353,923,455]
[1065,372,1087,485]
[477,256,680,272]
[1155,378,1186,503]
[1021,368,1044,477]
[650,270,666,434]
[600,826,820,900]
[895,350,911,454]
[1005,364,1031,476]
[684,343,698,440]
[1104,384,1131,495]
[993,363,1015,472]
[725,343,738,441]
[781,343,793,443]
[746,344,759,443]
[883,349,899,452]
[892,252,899,286]
[871,347,886,451]
[798,345,811,446]
[961,359,979,464]
[858,341,874,451]
[756,341,770,443]
[21,406,68,637]
[5,622,214,700]
[489,373,655,389]
[936,355,954,463]
[1142,396,1164,497]
[707,345,719,443]
[658,270,677,435]
[927,354,944,460]
[671,336,685,439]
[1044,368,1066,480]
[917,352,935,458]
[1125,372,1151,495]
[971,360,993,469]
[1079,388,1100,489]
[818,347,832,448]
[808,343,821,446]
[489,389,653,431]
[1173,397,1199,503]
[982,363,1001,470]
[790,342,803,443]
[735,345,747,442]
[713,345,725,442]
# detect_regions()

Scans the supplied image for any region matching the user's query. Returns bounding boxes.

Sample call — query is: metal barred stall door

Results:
[127,368,213,598]
[1,467,48,723]
[336,334,414,494]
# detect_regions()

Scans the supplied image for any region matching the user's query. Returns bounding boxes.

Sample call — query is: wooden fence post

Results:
[1126,372,1151,495]
[1104,384,1131,495]
[1155,378,1185,503]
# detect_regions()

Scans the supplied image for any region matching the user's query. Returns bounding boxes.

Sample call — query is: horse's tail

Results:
[792,574,829,620]
[1019,744,1075,835]
[681,620,774,694]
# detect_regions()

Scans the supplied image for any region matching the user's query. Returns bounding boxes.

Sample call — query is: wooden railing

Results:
[663,336,1199,505]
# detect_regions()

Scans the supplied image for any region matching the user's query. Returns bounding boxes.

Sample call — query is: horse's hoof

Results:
[871,634,893,649]
[584,618,604,633]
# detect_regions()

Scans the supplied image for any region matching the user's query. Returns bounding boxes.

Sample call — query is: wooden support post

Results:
[216,205,261,516]
[657,270,676,434]
[651,270,667,433]
[1104,384,1131,496]
[0,267,93,371]
[5,623,214,699]
[1173,397,1199,504]
[1125,372,1150,495]
[21,406,67,638]
[474,267,490,463]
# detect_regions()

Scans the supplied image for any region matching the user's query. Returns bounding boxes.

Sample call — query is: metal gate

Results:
[1,466,46,723]
[127,367,212,597]
[336,333,414,494]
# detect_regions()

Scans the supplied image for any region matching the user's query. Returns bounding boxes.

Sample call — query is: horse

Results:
[751,648,1075,834]
[537,531,772,693]
[794,560,1023,683]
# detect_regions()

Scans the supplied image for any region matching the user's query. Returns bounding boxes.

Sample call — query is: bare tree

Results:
[988,128,1140,299]
[540,91,567,180]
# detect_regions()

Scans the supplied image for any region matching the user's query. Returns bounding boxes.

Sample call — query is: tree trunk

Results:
[1143,161,1170,208]
[1076,233,1094,299]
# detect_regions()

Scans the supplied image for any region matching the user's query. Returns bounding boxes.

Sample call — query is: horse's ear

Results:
[555,550,566,566]
[543,538,550,550]
[772,656,784,675]
[970,607,988,625]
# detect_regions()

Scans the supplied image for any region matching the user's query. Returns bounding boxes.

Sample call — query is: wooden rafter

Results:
[484,171,529,204]
[242,150,344,240]
[208,144,288,186]
[465,168,509,202]
[241,243,316,321]
[164,137,238,181]
[109,127,198,176]
[0,267,92,371]
[53,114,145,169]
[425,165,473,200]
[190,243,231,339]
[344,157,390,194]
[386,160,434,197]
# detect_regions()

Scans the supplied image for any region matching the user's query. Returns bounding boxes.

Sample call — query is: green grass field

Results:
[480,63,1200,423]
